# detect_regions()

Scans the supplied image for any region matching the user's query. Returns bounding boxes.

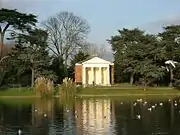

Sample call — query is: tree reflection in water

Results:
[0,97,179,135]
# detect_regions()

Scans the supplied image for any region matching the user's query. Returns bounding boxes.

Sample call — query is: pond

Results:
[0,97,180,135]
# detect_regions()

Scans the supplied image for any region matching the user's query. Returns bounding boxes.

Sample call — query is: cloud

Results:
[141,15,180,34]
[0,0,81,9]
[0,0,38,11]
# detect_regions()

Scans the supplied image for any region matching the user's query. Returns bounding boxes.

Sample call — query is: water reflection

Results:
[0,97,180,134]
[75,99,116,135]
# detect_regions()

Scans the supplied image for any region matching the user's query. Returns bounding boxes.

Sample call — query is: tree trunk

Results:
[64,55,68,77]
[130,73,134,85]
[169,67,173,87]
[0,32,4,58]
[144,83,147,91]
[31,68,35,87]
[143,78,147,91]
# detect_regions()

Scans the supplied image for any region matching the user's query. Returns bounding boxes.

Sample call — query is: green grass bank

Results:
[0,84,180,98]
[76,84,180,97]
[0,87,37,98]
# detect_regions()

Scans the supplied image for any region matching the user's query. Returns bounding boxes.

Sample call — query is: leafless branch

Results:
[2,23,10,34]
[42,11,90,65]
[0,55,9,64]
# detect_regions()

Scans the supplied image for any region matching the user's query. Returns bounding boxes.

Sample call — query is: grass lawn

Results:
[0,98,36,106]
[0,87,36,98]
[76,84,180,97]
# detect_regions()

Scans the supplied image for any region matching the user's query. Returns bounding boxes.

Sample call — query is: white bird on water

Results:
[18,129,22,135]
[44,113,47,117]
[136,115,141,119]
[133,102,137,106]
[144,101,147,104]
[148,107,152,111]
[137,99,143,102]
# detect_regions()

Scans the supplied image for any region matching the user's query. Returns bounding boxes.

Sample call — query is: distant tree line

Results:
[1,8,180,88]
[108,26,180,87]
[0,8,102,88]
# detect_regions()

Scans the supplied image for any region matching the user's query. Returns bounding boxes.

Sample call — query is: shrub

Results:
[58,77,76,99]
[34,77,54,98]
[57,77,76,110]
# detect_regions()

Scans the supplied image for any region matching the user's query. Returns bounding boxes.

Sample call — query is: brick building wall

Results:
[75,64,82,84]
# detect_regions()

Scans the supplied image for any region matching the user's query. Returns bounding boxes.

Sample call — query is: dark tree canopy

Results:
[0,8,37,58]
[0,8,37,31]
[68,51,90,80]
[2,7,180,89]
[109,28,166,88]
[10,28,55,87]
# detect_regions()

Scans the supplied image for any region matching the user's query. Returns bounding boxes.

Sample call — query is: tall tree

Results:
[11,28,54,87]
[109,28,145,84]
[136,59,165,90]
[43,11,90,76]
[68,51,89,79]
[159,25,180,86]
[0,8,37,58]
[82,42,106,57]
[109,28,166,86]
[0,45,12,86]
[51,56,66,84]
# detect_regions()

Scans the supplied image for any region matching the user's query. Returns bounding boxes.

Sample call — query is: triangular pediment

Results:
[82,57,112,64]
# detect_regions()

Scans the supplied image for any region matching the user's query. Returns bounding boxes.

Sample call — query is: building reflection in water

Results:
[75,98,116,135]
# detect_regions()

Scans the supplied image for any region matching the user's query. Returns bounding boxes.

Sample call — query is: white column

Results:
[91,67,94,84]
[82,66,86,85]
[82,100,87,127]
[99,67,102,85]
[107,65,110,85]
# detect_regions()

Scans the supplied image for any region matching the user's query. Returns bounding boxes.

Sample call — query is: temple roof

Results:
[76,56,113,65]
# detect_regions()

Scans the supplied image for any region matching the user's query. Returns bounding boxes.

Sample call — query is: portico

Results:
[75,57,114,86]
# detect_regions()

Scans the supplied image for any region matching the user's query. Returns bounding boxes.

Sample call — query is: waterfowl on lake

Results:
[148,107,152,111]
[143,101,147,104]
[44,113,47,117]
[133,102,137,106]
[137,99,143,102]
[18,129,22,135]
[136,115,141,119]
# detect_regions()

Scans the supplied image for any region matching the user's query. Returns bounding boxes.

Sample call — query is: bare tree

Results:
[43,12,90,70]
[81,42,106,58]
